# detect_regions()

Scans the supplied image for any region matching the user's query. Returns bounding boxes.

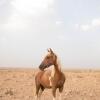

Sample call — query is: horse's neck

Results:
[50,65,55,77]
[51,61,61,77]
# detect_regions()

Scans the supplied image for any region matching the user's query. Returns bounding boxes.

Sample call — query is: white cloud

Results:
[0,37,7,42]
[92,18,100,27]
[2,0,54,31]
[75,18,100,32]
[3,13,27,31]
[11,0,54,15]
[0,0,6,6]
[74,24,79,29]
[80,24,90,31]
[56,20,63,25]
[57,34,66,41]
[0,36,7,46]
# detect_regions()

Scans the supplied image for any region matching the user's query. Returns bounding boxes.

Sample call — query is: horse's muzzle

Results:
[39,64,45,71]
[39,63,53,71]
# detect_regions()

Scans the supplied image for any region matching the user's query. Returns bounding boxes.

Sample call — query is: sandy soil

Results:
[0,68,100,100]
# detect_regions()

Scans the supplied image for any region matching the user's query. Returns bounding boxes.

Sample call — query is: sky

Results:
[0,0,100,69]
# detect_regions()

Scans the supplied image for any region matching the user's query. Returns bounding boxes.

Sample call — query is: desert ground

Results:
[0,68,100,100]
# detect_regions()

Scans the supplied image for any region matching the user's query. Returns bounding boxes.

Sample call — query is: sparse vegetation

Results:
[0,69,100,100]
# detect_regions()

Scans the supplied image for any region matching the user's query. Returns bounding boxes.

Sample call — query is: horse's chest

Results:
[52,74,61,84]
[53,73,65,87]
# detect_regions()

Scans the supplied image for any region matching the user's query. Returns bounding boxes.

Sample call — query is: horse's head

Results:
[39,48,57,71]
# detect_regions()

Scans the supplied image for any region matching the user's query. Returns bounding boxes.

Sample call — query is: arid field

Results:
[0,68,100,100]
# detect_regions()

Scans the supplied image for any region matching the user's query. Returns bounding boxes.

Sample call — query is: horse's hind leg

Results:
[59,86,64,100]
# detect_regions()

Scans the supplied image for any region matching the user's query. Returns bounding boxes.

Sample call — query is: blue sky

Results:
[0,0,100,69]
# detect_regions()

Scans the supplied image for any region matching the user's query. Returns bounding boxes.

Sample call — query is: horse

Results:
[35,48,66,100]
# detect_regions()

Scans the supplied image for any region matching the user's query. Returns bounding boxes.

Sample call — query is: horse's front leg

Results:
[35,84,40,100]
[38,86,44,100]
[52,87,57,100]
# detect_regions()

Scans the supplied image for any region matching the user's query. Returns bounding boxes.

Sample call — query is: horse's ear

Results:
[49,48,54,54]
[47,48,50,52]
[47,48,54,54]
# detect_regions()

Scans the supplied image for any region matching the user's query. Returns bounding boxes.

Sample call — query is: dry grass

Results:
[0,68,100,100]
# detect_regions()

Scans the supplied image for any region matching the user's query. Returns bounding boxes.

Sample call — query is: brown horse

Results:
[35,48,66,100]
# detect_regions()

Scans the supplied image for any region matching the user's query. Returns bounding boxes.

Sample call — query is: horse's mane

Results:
[56,54,62,71]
